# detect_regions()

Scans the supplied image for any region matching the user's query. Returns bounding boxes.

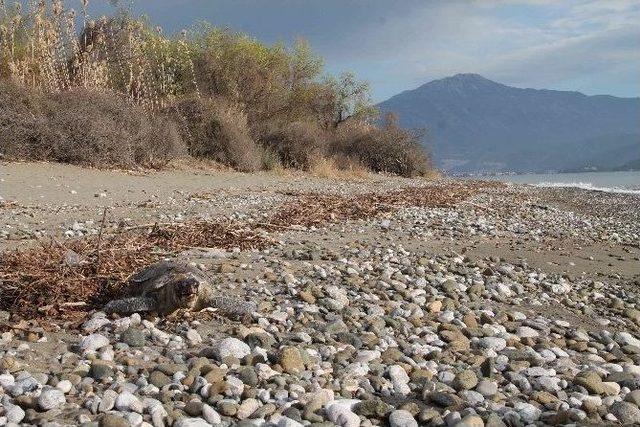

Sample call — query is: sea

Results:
[478,171,640,195]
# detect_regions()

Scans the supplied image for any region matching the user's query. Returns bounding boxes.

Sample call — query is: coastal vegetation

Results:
[0,0,431,176]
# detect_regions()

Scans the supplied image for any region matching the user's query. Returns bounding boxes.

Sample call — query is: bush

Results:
[0,82,185,168]
[0,83,47,159]
[331,114,432,177]
[168,97,263,172]
[263,121,327,170]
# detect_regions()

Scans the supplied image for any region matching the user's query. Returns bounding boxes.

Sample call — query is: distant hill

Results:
[377,74,640,174]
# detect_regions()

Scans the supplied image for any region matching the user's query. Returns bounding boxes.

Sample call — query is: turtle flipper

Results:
[103,297,157,314]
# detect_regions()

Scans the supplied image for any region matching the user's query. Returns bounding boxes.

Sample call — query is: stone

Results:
[428,392,462,408]
[186,329,203,344]
[280,347,305,374]
[389,365,411,396]
[237,398,261,420]
[238,366,258,386]
[149,370,171,388]
[82,317,111,333]
[476,380,498,397]
[625,390,640,406]
[90,362,115,380]
[609,401,640,424]
[38,388,66,410]
[115,391,143,413]
[120,327,146,347]
[4,404,25,424]
[99,390,118,412]
[215,337,251,360]
[389,409,419,427]
[99,414,130,427]
[600,381,621,396]
[616,332,640,348]
[0,373,15,388]
[55,379,73,393]
[625,308,640,324]
[0,357,20,373]
[325,400,360,427]
[81,334,110,352]
[460,390,484,406]
[202,404,222,424]
[427,301,443,313]
[174,418,213,427]
[485,413,507,427]
[184,401,203,416]
[516,326,539,338]
[514,402,541,424]
[454,415,484,427]
[453,370,478,391]
[478,337,507,352]
[354,399,393,418]
[278,417,304,427]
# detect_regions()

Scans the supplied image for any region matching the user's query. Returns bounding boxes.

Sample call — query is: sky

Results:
[72,0,640,102]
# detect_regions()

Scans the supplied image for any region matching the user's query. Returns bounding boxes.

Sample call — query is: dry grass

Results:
[1,2,197,109]
[0,220,272,319]
[166,156,232,172]
[309,157,371,180]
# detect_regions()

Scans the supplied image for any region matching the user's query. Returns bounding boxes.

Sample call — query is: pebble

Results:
[325,400,361,427]
[115,391,143,413]
[38,388,66,410]
[4,403,25,424]
[609,401,640,424]
[120,327,146,347]
[215,337,251,360]
[455,415,485,427]
[81,334,110,352]
[388,409,418,427]
[173,418,213,427]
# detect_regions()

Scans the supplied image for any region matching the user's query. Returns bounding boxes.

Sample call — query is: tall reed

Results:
[0,0,198,109]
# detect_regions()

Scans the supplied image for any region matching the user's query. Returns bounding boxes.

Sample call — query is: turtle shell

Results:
[128,261,210,296]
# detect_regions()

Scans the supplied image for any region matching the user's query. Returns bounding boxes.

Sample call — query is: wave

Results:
[534,181,640,195]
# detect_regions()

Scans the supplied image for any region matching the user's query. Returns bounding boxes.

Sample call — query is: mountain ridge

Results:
[377,74,640,174]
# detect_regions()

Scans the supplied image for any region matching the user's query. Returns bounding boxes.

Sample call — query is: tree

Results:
[327,72,376,128]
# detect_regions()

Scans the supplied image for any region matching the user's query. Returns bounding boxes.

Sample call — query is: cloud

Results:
[339,0,640,99]
[72,0,640,100]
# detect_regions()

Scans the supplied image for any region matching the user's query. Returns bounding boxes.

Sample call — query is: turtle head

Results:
[174,275,200,308]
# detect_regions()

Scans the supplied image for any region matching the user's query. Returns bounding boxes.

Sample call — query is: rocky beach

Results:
[1,162,639,427]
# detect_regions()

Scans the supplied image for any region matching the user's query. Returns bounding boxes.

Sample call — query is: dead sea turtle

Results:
[103,260,256,317]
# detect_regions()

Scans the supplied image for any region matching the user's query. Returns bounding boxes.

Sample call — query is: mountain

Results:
[377,74,640,174]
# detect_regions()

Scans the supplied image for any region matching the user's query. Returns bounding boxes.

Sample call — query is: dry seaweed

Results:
[266,181,500,229]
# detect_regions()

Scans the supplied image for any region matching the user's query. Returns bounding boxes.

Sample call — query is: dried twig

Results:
[95,207,108,273]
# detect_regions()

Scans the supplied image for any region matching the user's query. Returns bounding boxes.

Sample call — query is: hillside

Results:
[378,74,640,174]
